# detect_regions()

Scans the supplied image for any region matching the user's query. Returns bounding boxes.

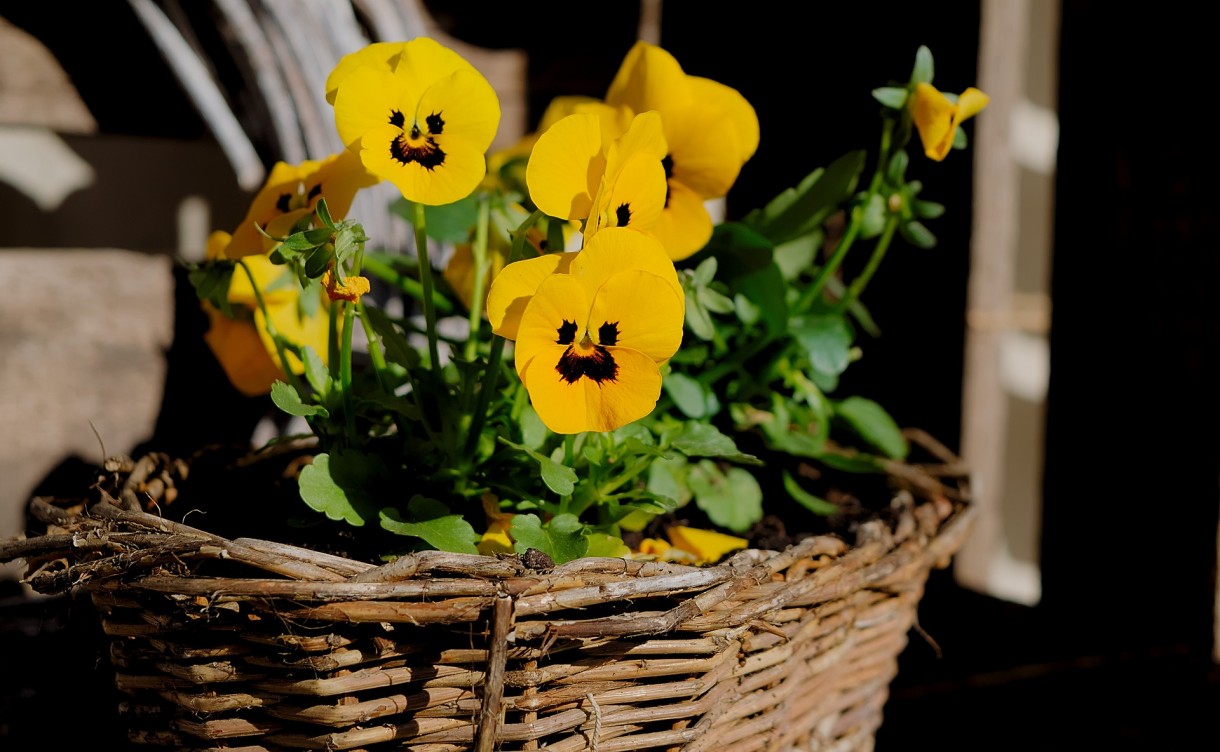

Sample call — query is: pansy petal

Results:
[570,227,681,300]
[524,344,663,434]
[605,41,693,115]
[589,151,667,238]
[228,252,298,307]
[256,294,332,375]
[665,104,744,198]
[416,69,501,155]
[205,230,232,261]
[391,36,478,106]
[325,41,405,105]
[334,66,409,151]
[486,251,578,339]
[310,149,379,218]
[666,526,748,563]
[359,123,487,206]
[226,160,313,258]
[526,112,605,221]
[202,302,283,397]
[587,269,684,363]
[513,273,591,385]
[956,86,990,122]
[651,180,714,261]
[911,82,956,161]
[687,76,760,163]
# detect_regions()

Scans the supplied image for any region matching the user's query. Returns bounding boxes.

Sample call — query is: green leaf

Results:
[697,286,736,314]
[585,533,630,558]
[859,193,887,240]
[363,306,420,370]
[334,224,366,265]
[315,197,335,229]
[790,314,854,378]
[834,396,909,459]
[672,422,762,465]
[301,346,330,398]
[510,513,588,564]
[303,243,334,279]
[734,293,761,325]
[391,195,481,243]
[816,450,883,473]
[270,380,328,418]
[646,455,692,507]
[953,126,968,150]
[500,438,578,496]
[900,220,938,249]
[887,150,910,185]
[283,226,334,252]
[782,470,838,516]
[520,403,550,451]
[684,295,716,341]
[693,256,718,286]
[688,461,763,533]
[912,45,934,85]
[912,199,945,219]
[741,151,866,245]
[664,372,720,419]
[772,232,822,281]
[188,263,233,313]
[298,453,377,526]
[359,391,421,421]
[872,86,909,109]
[379,497,479,554]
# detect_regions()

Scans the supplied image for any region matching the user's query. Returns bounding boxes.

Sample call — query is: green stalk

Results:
[362,254,454,315]
[837,214,900,313]
[340,302,356,441]
[412,202,443,373]
[796,118,895,312]
[464,210,545,457]
[237,259,305,396]
[464,194,492,363]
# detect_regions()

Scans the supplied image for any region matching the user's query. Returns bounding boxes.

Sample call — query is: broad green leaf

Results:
[693,256,718,286]
[300,346,330,398]
[585,532,630,558]
[298,453,376,526]
[646,455,692,507]
[697,286,736,314]
[520,403,550,451]
[303,243,334,279]
[664,372,720,419]
[270,380,328,418]
[283,226,334,252]
[391,195,481,243]
[379,497,479,553]
[688,461,763,533]
[684,295,716,340]
[510,513,588,564]
[834,396,909,459]
[900,220,937,249]
[872,86,909,109]
[790,314,854,378]
[672,422,762,465]
[500,439,577,496]
[315,197,335,229]
[782,470,838,515]
[772,232,821,281]
[741,151,866,245]
[912,45,934,85]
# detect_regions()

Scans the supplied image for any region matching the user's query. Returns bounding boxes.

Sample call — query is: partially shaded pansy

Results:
[604,41,759,261]
[488,229,684,434]
[331,37,500,206]
[202,231,331,396]
[226,151,375,259]
[526,110,668,244]
[487,227,681,343]
[910,82,989,162]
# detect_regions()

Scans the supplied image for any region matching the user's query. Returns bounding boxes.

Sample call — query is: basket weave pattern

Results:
[8,487,972,752]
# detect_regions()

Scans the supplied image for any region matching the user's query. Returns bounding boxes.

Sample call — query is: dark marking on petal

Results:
[307,184,322,201]
[275,193,292,213]
[555,320,577,345]
[598,321,619,346]
[425,111,445,135]
[389,109,405,128]
[615,203,632,227]
[661,155,675,208]
[390,134,446,170]
[555,345,619,385]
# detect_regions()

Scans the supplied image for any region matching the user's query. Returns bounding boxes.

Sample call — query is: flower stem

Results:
[340,301,356,440]
[236,259,305,396]
[464,210,545,457]
[464,194,491,363]
[836,213,900,313]
[412,202,444,373]
[796,118,895,312]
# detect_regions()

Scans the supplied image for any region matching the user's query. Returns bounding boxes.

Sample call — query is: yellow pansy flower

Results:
[202,231,331,397]
[488,228,684,434]
[910,82,989,162]
[225,150,375,259]
[666,526,748,564]
[526,110,668,244]
[604,41,759,261]
[476,519,515,556]
[330,37,501,206]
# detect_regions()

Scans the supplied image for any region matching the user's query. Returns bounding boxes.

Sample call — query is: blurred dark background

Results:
[2,1,1218,749]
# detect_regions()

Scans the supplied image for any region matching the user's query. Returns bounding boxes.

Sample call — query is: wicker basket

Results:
[3,435,973,752]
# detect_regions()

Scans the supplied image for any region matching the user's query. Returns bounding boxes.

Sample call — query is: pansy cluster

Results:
[191,39,986,565]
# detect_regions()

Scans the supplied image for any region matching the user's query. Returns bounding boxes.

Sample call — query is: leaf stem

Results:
[464,193,492,363]
[236,259,305,396]
[412,202,443,373]
[836,213,900,313]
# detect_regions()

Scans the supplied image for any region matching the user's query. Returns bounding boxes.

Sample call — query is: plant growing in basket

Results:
[6,37,984,751]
